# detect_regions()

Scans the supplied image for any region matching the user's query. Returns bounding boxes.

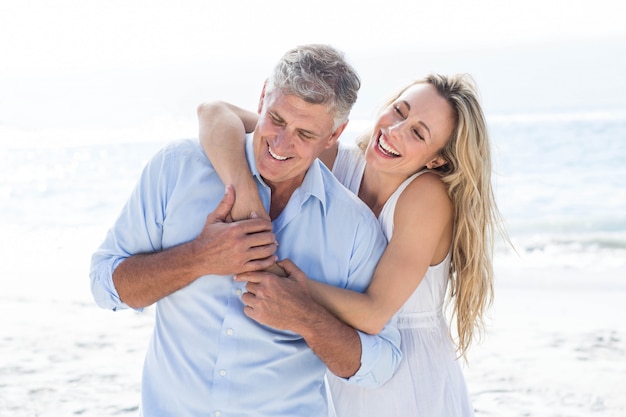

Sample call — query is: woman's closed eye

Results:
[412,128,425,141]
[393,104,406,119]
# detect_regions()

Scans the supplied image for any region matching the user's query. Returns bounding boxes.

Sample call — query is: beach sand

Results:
[466,253,626,417]
[1,228,625,416]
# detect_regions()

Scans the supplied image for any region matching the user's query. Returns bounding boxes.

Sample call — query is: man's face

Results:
[253,89,344,195]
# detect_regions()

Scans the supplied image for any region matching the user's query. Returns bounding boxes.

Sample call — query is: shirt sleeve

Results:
[89,146,169,311]
[346,328,402,387]
[340,216,403,387]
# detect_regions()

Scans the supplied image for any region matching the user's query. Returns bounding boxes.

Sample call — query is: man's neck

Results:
[267,183,302,220]
[265,176,305,220]
[269,193,291,220]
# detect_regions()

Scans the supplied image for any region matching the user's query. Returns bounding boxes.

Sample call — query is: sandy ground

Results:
[1,231,625,416]
[465,258,626,417]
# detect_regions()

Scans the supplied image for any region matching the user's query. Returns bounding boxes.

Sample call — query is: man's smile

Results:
[268,143,290,161]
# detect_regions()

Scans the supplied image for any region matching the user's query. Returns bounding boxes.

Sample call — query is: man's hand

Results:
[192,185,278,276]
[235,259,322,332]
[112,185,279,308]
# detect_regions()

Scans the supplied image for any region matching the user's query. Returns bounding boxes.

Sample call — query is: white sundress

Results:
[326,142,475,417]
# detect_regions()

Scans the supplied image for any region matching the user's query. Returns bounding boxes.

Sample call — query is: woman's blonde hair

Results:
[358,74,502,359]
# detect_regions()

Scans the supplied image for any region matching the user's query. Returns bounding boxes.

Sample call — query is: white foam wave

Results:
[488,108,626,124]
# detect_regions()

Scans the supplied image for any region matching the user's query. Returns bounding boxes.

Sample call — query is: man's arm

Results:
[236,259,362,377]
[235,214,402,385]
[90,143,278,311]
[113,186,278,308]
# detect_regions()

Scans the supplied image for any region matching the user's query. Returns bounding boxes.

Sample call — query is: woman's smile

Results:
[376,132,401,158]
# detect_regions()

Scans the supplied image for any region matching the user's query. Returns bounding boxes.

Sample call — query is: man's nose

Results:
[274,129,293,150]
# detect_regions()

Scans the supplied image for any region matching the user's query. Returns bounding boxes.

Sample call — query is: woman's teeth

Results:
[378,135,400,157]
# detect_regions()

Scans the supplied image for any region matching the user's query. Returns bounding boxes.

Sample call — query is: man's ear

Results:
[325,120,349,149]
[257,81,268,114]
[425,155,447,170]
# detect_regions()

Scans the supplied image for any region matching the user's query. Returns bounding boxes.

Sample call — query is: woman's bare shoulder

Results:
[397,171,452,215]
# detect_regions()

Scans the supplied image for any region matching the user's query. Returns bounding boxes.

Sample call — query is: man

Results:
[90,44,401,417]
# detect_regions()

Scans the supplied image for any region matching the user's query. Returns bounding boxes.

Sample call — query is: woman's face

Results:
[364,83,455,178]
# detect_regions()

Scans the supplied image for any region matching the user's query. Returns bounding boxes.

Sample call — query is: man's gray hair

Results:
[266,44,361,131]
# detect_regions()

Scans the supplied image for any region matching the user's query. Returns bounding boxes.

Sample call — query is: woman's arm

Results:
[198,102,453,334]
[198,101,287,278]
[308,173,453,334]
[197,101,266,221]
[198,101,341,220]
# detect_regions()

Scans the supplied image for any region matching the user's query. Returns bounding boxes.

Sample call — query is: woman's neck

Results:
[358,165,407,218]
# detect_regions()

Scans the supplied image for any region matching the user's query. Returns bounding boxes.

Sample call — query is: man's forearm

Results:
[113,241,201,309]
[297,303,362,378]
[236,261,365,378]
[111,186,278,309]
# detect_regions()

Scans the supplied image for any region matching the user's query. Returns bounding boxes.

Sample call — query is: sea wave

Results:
[496,229,626,254]
[487,108,626,124]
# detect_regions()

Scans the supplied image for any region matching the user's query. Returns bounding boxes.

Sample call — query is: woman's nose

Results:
[387,121,403,138]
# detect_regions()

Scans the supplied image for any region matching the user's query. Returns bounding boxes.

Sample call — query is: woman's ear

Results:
[426,155,447,170]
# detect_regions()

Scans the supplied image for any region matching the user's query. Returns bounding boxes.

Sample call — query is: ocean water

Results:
[1,108,625,415]
[492,111,626,241]
[3,109,625,252]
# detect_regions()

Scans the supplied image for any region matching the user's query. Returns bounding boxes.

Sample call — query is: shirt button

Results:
[226,328,234,336]
[215,411,221,417]
[219,369,227,376]
[235,289,243,296]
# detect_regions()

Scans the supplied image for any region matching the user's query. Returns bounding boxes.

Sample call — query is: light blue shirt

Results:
[90,137,401,417]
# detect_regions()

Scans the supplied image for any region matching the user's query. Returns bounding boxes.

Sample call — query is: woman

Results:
[198,74,502,416]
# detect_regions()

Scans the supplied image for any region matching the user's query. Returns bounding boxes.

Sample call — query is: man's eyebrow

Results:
[297,127,322,138]
[268,110,323,138]
[268,110,284,122]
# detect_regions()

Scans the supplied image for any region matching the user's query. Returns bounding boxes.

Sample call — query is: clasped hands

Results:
[196,185,316,331]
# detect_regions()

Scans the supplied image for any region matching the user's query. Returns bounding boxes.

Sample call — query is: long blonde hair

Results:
[358,74,502,359]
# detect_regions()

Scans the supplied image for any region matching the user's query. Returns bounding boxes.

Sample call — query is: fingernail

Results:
[250,212,258,219]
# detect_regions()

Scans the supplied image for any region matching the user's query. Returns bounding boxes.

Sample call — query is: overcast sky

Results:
[1,0,625,134]
[2,0,624,74]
